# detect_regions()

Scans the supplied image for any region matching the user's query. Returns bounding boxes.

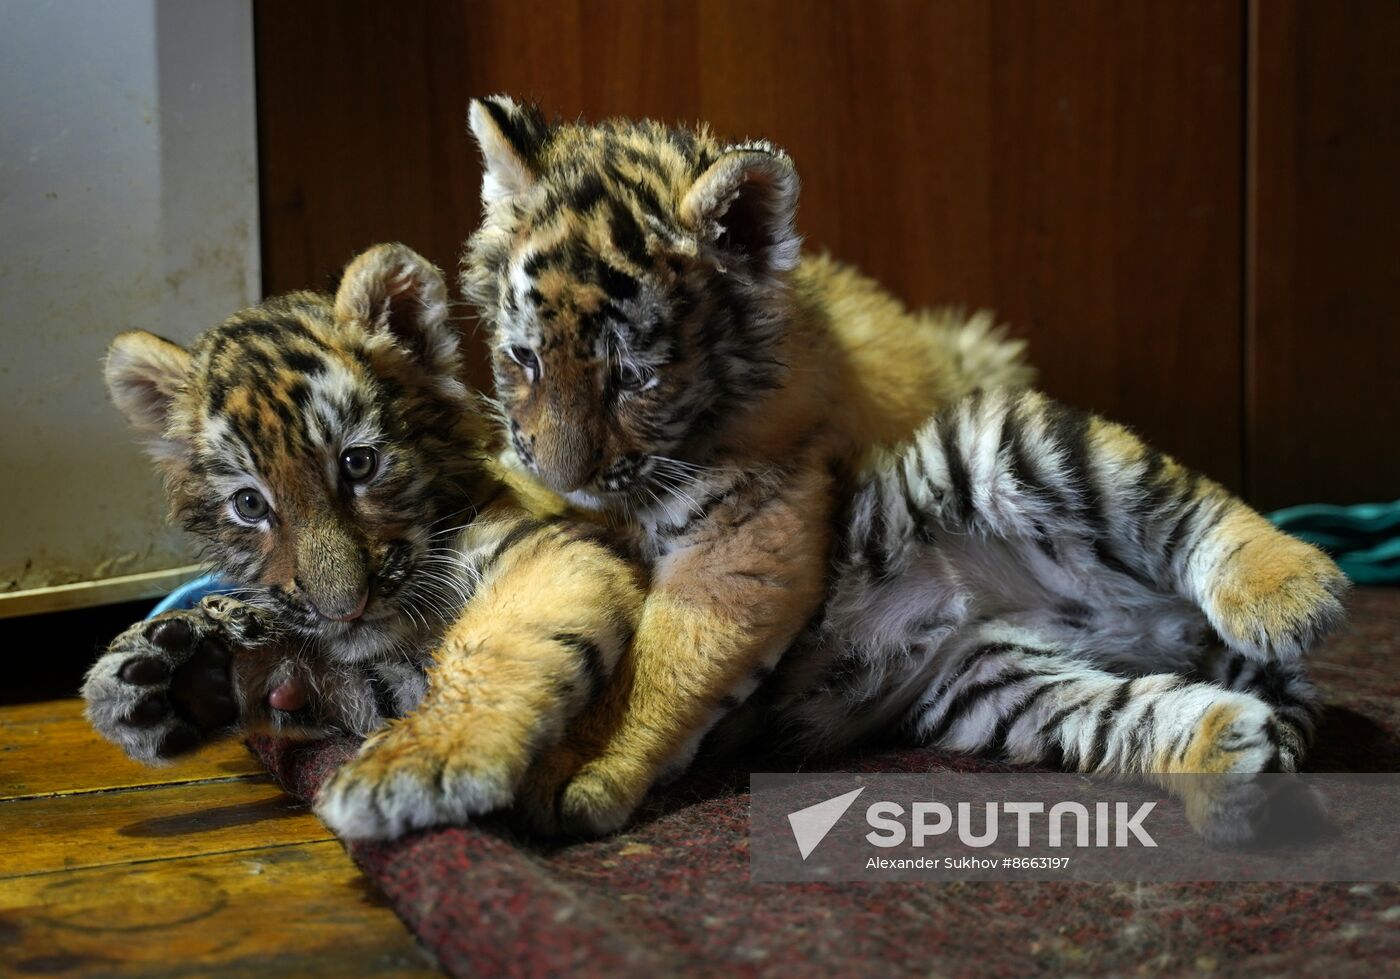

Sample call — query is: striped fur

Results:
[460,96,1035,835]
[460,99,1344,840]
[722,390,1345,840]
[90,97,1350,843]
[86,244,646,839]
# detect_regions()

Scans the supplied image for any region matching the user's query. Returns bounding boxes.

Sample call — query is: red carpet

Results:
[250,588,1400,978]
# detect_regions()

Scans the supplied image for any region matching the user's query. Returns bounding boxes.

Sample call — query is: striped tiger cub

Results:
[460,98,1347,841]
[85,243,647,838]
[88,111,1349,843]
[725,390,1346,840]
[460,96,1036,835]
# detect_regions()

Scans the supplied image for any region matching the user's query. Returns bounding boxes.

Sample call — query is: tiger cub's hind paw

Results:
[1171,696,1320,844]
[1203,532,1348,662]
[1180,771,1327,846]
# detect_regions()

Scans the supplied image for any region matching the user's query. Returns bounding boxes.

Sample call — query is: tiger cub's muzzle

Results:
[294,518,371,622]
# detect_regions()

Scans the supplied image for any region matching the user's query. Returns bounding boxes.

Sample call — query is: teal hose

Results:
[1269,501,1400,585]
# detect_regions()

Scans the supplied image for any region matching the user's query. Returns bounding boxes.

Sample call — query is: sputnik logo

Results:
[787,787,864,859]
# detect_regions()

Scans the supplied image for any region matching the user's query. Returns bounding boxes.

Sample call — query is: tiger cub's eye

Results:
[616,362,653,393]
[507,345,540,382]
[232,488,269,522]
[340,445,379,482]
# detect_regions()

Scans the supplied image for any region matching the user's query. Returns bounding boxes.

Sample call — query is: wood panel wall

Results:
[256,0,1397,505]
[1248,0,1400,509]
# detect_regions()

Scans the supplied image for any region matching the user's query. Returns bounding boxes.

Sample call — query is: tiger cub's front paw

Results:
[82,609,240,763]
[509,740,633,838]
[543,754,649,838]
[1203,534,1348,662]
[314,727,516,840]
[516,757,640,838]
[556,765,641,838]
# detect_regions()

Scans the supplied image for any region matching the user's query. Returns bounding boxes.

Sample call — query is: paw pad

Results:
[83,608,242,763]
[118,656,170,685]
[147,617,193,652]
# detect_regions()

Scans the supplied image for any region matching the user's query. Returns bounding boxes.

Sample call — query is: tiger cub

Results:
[85,243,647,838]
[458,96,1033,833]
[723,390,1342,840]
[458,97,1347,839]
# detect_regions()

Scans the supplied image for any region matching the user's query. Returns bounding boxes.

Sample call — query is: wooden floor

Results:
[0,700,439,977]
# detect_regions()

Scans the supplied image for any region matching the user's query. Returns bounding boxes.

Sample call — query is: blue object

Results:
[147,574,237,618]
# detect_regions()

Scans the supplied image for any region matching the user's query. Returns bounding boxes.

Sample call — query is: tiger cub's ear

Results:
[105,330,192,436]
[468,95,550,204]
[680,145,802,277]
[334,243,457,375]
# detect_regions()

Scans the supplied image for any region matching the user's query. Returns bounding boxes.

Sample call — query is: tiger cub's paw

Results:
[82,607,242,763]
[314,727,515,840]
[514,750,642,838]
[554,757,647,838]
[1181,770,1325,846]
[512,742,588,837]
[1202,534,1348,662]
[1173,696,1317,844]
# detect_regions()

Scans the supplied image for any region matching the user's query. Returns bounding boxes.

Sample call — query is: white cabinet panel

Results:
[0,0,259,614]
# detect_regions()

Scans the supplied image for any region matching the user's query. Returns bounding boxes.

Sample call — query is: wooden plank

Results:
[256,0,1246,485]
[0,699,261,802]
[0,841,437,977]
[0,779,332,879]
[1247,0,1400,509]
